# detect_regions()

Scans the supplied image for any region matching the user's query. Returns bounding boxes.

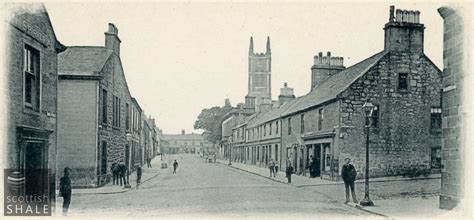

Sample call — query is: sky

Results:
[44,1,445,134]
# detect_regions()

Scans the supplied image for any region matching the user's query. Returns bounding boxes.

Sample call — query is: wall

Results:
[58,80,98,186]
[438,6,470,210]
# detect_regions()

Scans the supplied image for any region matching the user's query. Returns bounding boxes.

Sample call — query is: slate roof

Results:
[282,51,388,116]
[58,46,112,75]
[247,98,299,128]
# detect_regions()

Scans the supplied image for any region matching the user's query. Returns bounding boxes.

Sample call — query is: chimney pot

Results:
[396,9,402,22]
[389,5,395,22]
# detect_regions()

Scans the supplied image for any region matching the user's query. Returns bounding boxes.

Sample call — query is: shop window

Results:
[431,147,441,169]
[323,144,331,171]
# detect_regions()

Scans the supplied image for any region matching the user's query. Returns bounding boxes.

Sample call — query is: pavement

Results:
[215,158,459,219]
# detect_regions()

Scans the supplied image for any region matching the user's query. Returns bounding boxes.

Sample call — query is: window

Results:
[431,147,441,169]
[301,114,305,134]
[318,108,324,131]
[264,124,266,136]
[275,144,278,161]
[102,89,108,124]
[126,103,130,131]
[372,105,379,128]
[237,128,240,139]
[269,123,272,135]
[398,73,408,90]
[113,96,121,127]
[24,45,40,110]
[323,144,331,171]
[288,117,292,135]
[276,121,279,134]
[431,107,442,130]
[241,127,244,139]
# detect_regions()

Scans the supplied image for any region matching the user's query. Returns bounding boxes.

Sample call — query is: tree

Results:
[194,105,232,144]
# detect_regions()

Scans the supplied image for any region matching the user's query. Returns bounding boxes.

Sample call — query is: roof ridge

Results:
[66,46,106,49]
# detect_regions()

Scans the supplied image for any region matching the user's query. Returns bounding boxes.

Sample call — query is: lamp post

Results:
[360,101,375,206]
[125,133,132,188]
[228,141,232,166]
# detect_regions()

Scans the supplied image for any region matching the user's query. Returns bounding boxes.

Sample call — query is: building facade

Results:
[227,6,442,182]
[438,5,471,210]
[4,2,65,209]
[162,130,214,154]
[57,23,134,187]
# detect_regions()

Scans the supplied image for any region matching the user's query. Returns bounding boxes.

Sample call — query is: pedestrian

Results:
[173,160,178,174]
[286,164,293,184]
[308,155,314,178]
[136,166,142,189]
[59,167,72,216]
[268,159,275,178]
[147,158,152,168]
[111,162,119,185]
[119,162,127,186]
[341,158,358,204]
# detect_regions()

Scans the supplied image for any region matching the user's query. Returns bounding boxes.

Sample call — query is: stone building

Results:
[438,5,471,210]
[245,36,272,110]
[162,130,214,154]
[130,97,143,169]
[227,6,442,182]
[57,23,135,187]
[3,2,65,209]
[231,83,296,170]
[279,6,442,180]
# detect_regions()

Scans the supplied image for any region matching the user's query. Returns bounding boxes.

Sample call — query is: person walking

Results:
[119,162,127,186]
[341,158,358,204]
[111,162,119,185]
[173,160,178,174]
[136,166,142,189]
[147,158,152,168]
[268,159,275,178]
[59,167,72,216]
[286,164,293,184]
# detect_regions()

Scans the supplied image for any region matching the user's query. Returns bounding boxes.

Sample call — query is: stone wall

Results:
[338,52,442,179]
[438,6,470,210]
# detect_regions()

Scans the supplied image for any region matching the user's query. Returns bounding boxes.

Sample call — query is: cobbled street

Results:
[67,154,375,218]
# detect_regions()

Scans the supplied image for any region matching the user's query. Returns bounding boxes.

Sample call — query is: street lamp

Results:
[228,137,233,165]
[125,133,132,188]
[360,101,374,206]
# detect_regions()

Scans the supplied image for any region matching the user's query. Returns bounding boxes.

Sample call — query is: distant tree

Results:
[194,105,232,144]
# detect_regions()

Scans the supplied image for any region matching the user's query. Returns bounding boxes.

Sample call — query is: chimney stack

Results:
[384,6,424,53]
[181,129,185,135]
[311,51,345,91]
[278,82,296,105]
[105,23,121,56]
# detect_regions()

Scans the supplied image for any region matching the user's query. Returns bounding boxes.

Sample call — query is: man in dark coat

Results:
[111,162,119,185]
[59,167,72,216]
[286,164,293,184]
[136,166,142,189]
[341,158,358,204]
[118,163,127,186]
[173,160,178,174]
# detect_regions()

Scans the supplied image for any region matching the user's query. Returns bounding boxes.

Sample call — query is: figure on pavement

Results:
[308,155,315,178]
[119,162,127,186]
[147,158,152,168]
[136,165,142,189]
[269,159,275,178]
[111,162,119,185]
[286,164,293,184]
[59,167,72,216]
[173,160,178,174]
[341,158,358,204]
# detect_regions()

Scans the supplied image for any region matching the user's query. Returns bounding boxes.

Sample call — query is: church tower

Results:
[245,36,272,110]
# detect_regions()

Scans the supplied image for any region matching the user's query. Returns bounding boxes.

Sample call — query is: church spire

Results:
[249,37,254,55]
[266,36,271,55]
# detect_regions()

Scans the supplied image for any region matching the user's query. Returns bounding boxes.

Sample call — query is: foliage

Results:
[194,105,232,144]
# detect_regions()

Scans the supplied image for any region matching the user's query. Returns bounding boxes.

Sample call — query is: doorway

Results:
[24,142,47,197]
[313,144,321,177]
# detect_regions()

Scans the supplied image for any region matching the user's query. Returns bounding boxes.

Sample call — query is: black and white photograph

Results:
[1,0,473,219]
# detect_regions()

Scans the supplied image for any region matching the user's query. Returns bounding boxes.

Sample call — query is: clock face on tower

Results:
[255,62,265,72]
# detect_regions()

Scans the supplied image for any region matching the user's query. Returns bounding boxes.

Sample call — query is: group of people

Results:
[111,162,128,186]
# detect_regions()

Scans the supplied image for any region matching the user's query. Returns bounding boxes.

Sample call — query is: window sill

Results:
[23,105,41,116]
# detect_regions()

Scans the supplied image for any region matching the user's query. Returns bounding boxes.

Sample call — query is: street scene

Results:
[2,1,472,219]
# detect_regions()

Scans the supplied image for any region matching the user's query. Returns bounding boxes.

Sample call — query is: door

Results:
[24,142,47,197]
[313,144,321,177]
